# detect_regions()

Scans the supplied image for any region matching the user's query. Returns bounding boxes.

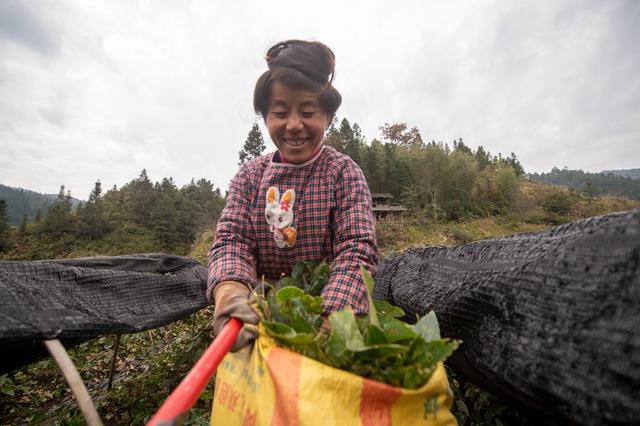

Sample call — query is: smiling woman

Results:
[265,82,329,164]
[255,40,342,164]
[207,39,378,353]
[253,39,342,122]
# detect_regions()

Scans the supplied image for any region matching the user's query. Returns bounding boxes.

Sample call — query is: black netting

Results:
[375,209,640,425]
[0,253,209,373]
[2,211,638,424]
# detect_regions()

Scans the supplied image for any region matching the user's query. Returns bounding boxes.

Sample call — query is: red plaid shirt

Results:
[207,146,378,314]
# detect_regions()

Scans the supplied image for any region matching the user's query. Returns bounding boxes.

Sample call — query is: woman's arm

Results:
[323,160,379,314]
[206,166,259,302]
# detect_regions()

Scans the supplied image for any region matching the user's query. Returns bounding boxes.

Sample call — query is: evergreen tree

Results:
[18,214,28,236]
[181,178,225,233]
[323,117,344,152]
[474,146,492,171]
[505,152,525,176]
[150,177,180,250]
[364,139,386,193]
[0,200,9,252]
[42,185,75,235]
[453,138,472,155]
[121,169,155,227]
[340,118,361,165]
[79,181,108,240]
[103,183,127,227]
[582,178,599,198]
[238,124,266,165]
[381,142,411,198]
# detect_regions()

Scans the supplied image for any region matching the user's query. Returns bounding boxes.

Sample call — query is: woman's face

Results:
[265,82,329,164]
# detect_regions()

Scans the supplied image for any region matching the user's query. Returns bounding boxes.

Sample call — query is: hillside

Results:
[529,167,640,200]
[601,168,640,180]
[0,184,83,225]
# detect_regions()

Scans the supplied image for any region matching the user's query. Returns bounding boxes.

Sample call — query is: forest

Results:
[530,167,640,200]
[1,118,638,260]
[0,171,225,259]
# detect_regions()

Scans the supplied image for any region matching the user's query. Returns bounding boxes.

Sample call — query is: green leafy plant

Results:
[276,260,330,296]
[255,262,459,389]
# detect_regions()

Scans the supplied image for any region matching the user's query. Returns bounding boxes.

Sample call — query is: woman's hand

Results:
[320,315,331,333]
[213,281,260,351]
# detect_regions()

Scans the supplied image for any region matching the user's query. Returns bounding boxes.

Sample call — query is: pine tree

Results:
[453,138,472,155]
[150,177,180,250]
[238,124,266,165]
[323,118,344,152]
[474,146,492,171]
[180,178,225,234]
[122,169,156,227]
[505,152,525,176]
[340,118,361,165]
[79,181,108,240]
[42,185,75,234]
[364,139,386,193]
[582,178,599,198]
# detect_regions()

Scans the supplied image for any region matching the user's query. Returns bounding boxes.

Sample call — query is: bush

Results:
[449,226,473,244]
[541,191,575,216]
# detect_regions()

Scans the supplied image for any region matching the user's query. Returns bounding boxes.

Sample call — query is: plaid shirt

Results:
[207,146,378,314]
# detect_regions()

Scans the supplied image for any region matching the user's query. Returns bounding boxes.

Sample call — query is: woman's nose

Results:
[286,114,303,131]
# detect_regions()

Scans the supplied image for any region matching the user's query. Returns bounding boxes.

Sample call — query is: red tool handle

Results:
[146,317,243,426]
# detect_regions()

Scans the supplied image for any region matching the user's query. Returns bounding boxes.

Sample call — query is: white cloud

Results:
[1,0,638,198]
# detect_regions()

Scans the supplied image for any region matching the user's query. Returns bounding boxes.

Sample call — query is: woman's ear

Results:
[323,112,331,132]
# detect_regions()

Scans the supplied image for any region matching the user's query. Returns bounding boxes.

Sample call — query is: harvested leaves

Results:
[255,262,459,389]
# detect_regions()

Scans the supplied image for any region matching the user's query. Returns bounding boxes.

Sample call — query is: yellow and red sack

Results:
[211,325,457,426]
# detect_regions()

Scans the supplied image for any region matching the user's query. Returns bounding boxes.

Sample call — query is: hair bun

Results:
[254,39,342,120]
[265,40,335,85]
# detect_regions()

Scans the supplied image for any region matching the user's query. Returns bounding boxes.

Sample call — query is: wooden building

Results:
[371,193,407,223]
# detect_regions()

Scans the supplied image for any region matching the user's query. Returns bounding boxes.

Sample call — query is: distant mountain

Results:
[600,168,640,180]
[0,184,83,225]
[529,167,640,200]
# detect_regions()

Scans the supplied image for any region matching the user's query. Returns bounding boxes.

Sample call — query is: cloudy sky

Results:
[1,0,638,199]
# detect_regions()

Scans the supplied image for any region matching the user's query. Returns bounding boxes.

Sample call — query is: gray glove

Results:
[213,281,260,352]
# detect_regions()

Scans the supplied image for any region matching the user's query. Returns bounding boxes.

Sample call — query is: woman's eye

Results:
[301,111,315,118]
[273,112,287,118]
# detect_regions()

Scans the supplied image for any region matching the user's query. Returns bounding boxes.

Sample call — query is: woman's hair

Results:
[254,40,342,120]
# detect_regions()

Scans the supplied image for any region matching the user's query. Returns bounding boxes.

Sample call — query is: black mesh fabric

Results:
[375,209,640,425]
[1,211,638,424]
[0,253,209,373]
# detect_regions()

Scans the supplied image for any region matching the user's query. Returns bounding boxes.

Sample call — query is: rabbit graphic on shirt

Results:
[265,186,297,248]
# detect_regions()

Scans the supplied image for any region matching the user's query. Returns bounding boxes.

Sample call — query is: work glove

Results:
[320,316,331,333]
[213,281,259,352]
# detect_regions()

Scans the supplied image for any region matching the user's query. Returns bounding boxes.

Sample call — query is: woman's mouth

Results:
[283,138,310,147]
